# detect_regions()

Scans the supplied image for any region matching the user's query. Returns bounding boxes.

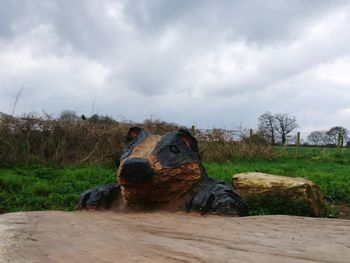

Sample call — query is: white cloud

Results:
[0,0,350,138]
[315,58,350,85]
[0,21,109,115]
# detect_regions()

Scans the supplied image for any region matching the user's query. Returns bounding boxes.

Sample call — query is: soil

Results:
[1,211,350,263]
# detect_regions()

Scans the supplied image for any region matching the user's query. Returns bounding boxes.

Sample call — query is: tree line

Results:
[59,110,117,125]
[257,111,349,146]
[257,112,297,145]
[59,110,349,147]
[307,127,349,146]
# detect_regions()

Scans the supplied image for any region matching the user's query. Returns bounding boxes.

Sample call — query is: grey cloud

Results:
[1,0,350,136]
[2,0,345,56]
[122,0,347,43]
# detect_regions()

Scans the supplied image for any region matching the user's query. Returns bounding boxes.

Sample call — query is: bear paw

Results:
[186,181,249,216]
[76,183,120,210]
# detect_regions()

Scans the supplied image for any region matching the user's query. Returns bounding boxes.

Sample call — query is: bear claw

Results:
[186,180,249,216]
[76,183,120,210]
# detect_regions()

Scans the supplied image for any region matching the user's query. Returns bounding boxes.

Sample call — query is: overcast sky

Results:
[1,0,350,137]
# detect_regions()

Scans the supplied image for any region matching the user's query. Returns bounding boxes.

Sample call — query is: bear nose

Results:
[119,158,153,183]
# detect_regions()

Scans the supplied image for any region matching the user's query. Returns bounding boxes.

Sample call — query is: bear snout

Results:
[119,157,153,183]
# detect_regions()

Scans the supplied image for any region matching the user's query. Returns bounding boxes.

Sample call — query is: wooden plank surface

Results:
[1,211,349,263]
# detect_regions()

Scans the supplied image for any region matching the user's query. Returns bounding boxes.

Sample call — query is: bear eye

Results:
[169,145,180,154]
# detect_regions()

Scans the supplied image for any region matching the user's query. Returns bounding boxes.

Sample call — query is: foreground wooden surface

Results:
[1,211,349,263]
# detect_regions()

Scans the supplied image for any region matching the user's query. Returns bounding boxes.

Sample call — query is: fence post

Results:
[337,128,342,152]
[249,129,253,144]
[296,132,300,159]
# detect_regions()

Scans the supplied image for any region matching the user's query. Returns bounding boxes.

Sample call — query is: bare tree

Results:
[327,127,348,146]
[274,113,298,145]
[307,130,328,145]
[257,111,276,145]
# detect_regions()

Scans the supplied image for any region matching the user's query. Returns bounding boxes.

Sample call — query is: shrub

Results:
[0,114,279,166]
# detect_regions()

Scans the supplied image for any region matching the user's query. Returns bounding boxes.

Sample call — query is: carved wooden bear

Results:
[78,127,249,216]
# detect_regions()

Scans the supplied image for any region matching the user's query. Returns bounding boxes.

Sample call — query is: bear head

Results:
[117,127,206,205]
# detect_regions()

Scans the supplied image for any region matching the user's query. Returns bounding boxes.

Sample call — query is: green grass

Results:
[0,164,116,212]
[205,147,350,203]
[0,147,349,217]
[204,147,350,217]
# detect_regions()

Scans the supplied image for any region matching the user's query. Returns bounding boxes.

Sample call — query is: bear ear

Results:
[127,127,146,141]
[178,128,198,150]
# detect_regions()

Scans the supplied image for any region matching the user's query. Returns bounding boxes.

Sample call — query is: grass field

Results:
[0,147,349,216]
[0,164,115,212]
[207,156,350,204]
